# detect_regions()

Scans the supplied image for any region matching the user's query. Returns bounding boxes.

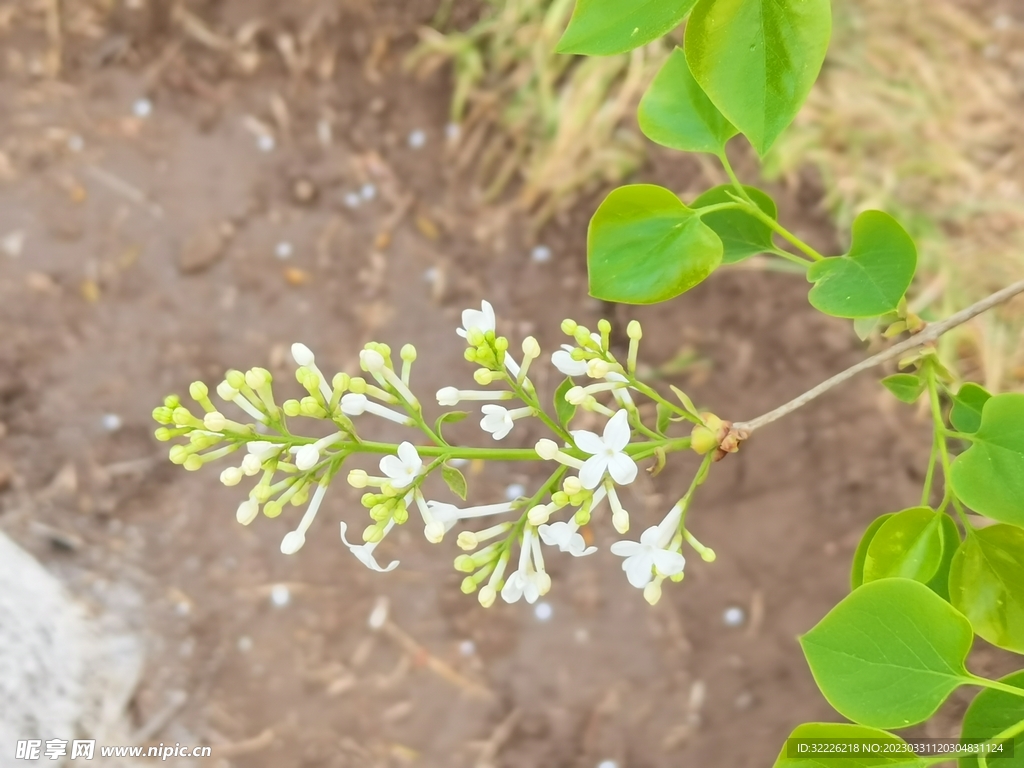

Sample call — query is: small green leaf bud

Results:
[454,555,476,573]
[691,425,719,455]
[561,319,578,335]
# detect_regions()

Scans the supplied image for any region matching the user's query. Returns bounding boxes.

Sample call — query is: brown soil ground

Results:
[0,2,1018,767]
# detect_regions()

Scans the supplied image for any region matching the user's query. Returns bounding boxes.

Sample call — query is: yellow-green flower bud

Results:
[263,501,283,519]
[183,455,203,472]
[474,368,494,386]
[164,394,181,409]
[627,320,642,340]
[454,555,476,573]
[690,425,719,455]
[189,381,209,401]
[460,576,478,594]
[152,406,174,425]
[225,369,246,390]
[392,505,409,525]
[561,319,578,335]
[400,344,417,362]
[283,399,301,417]
[348,377,367,395]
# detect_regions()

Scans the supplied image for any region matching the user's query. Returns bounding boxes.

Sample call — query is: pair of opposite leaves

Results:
[578,9,913,314]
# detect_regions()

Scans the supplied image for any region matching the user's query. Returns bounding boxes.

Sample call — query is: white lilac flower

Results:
[359,348,418,406]
[610,503,686,589]
[500,527,550,604]
[341,393,413,425]
[605,482,630,534]
[480,404,533,440]
[294,431,343,471]
[572,409,637,489]
[280,483,328,554]
[426,500,515,534]
[538,519,597,557]
[379,442,423,490]
[436,387,514,407]
[535,438,586,470]
[456,300,496,339]
[551,344,588,377]
[605,372,635,408]
[340,520,399,572]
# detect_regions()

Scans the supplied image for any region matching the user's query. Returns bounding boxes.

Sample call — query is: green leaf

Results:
[588,184,723,305]
[554,377,577,429]
[807,211,918,319]
[881,374,926,404]
[434,410,469,445]
[950,393,1024,527]
[691,185,777,264]
[851,514,893,591]
[684,0,832,155]
[925,514,960,602]
[441,463,468,501]
[950,383,992,434]
[656,402,673,435]
[774,723,934,768]
[949,525,1024,653]
[863,507,945,585]
[854,316,882,341]
[799,578,974,729]
[959,670,1024,768]
[638,47,737,155]
[556,0,697,56]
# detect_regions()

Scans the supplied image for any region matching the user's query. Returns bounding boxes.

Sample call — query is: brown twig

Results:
[733,278,1024,435]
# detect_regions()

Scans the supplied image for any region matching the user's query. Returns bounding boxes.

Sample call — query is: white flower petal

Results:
[578,455,608,490]
[501,572,525,603]
[379,454,405,480]
[610,540,643,557]
[638,526,662,547]
[652,549,686,576]
[624,553,655,589]
[607,452,638,486]
[397,441,421,472]
[603,409,632,452]
[572,429,605,456]
[339,522,399,573]
[551,349,588,377]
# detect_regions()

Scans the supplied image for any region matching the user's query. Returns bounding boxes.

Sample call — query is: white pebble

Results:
[343,192,362,209]
[275,241,293,260]
[408,129,427,149]
[257,134,275,152]
[597,761,619,768]
[505,483,526,500]
[458,639,476,656]
[101,413,123,432]
[534,602,553,622]
[237,636,253,652]
[531,245,552,263]
[360,183,377,201]
[132,98,153,118]
[67,135,85,152]
[723,606,746,627]
[270,583,290,607]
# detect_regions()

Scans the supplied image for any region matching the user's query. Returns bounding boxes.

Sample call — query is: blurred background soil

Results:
[0,1,1020,767]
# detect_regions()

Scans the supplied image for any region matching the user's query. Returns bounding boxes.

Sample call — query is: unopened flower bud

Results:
[363,524,384,543]
[644,579,663,606]
[280,531,305,555]
[216,380,238,401]
[535,439,558,460]
[241,454,262,476]
[203,411,227,431]
[522,336,540,358]
[424,521,445,543]
[478,585,497,608]
[587,359,610,378]
[561,319,578,335]
[189,381,209,401]
[461,576,478,594]
[457,531,478,550]
[263,501,283,519]
[183,455,203,471]
[401,344,417,362]
[563,476,582,495]
[163,394,181,409]
[295,444,320,471]
[236,499,259,526]
[690,425,719,455]
[627,320,642,340]
[454,555,476,573]
[220,467,243,486]
[359,348,386,373]
[291,343,315,366]
[348,469,368,488]
[613,509,630,534]
[474,369,493,386]
[565,386,586,405]
[245,368,270,389]
[283,399,302,417]
[527,506,551,526]
[225,369,246,390]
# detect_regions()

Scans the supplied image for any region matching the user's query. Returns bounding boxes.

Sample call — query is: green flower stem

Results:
[921,430,940,506]
[678,451,715,530]
[926,367,973,530]
[627,378,702,426]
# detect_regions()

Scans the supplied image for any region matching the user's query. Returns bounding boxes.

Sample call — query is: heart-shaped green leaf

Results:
[684,0,832,156]
[950,393,1024,527]
[959,671,1024,768]
[554,377,577,429]
[556,0,697,56]
[588,184,723,305]
[925,514,960,602]
[691,185,777,264]
[881,374,926,404]
[863,507,945,585]
[774,723,934,767]
[807,211,918,319]
[950,525,1024,653]
[800,578,974,729]
[950,383,992,434]
[851,514,892,591]
[442,463,468,501]
[638,47,737,155]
